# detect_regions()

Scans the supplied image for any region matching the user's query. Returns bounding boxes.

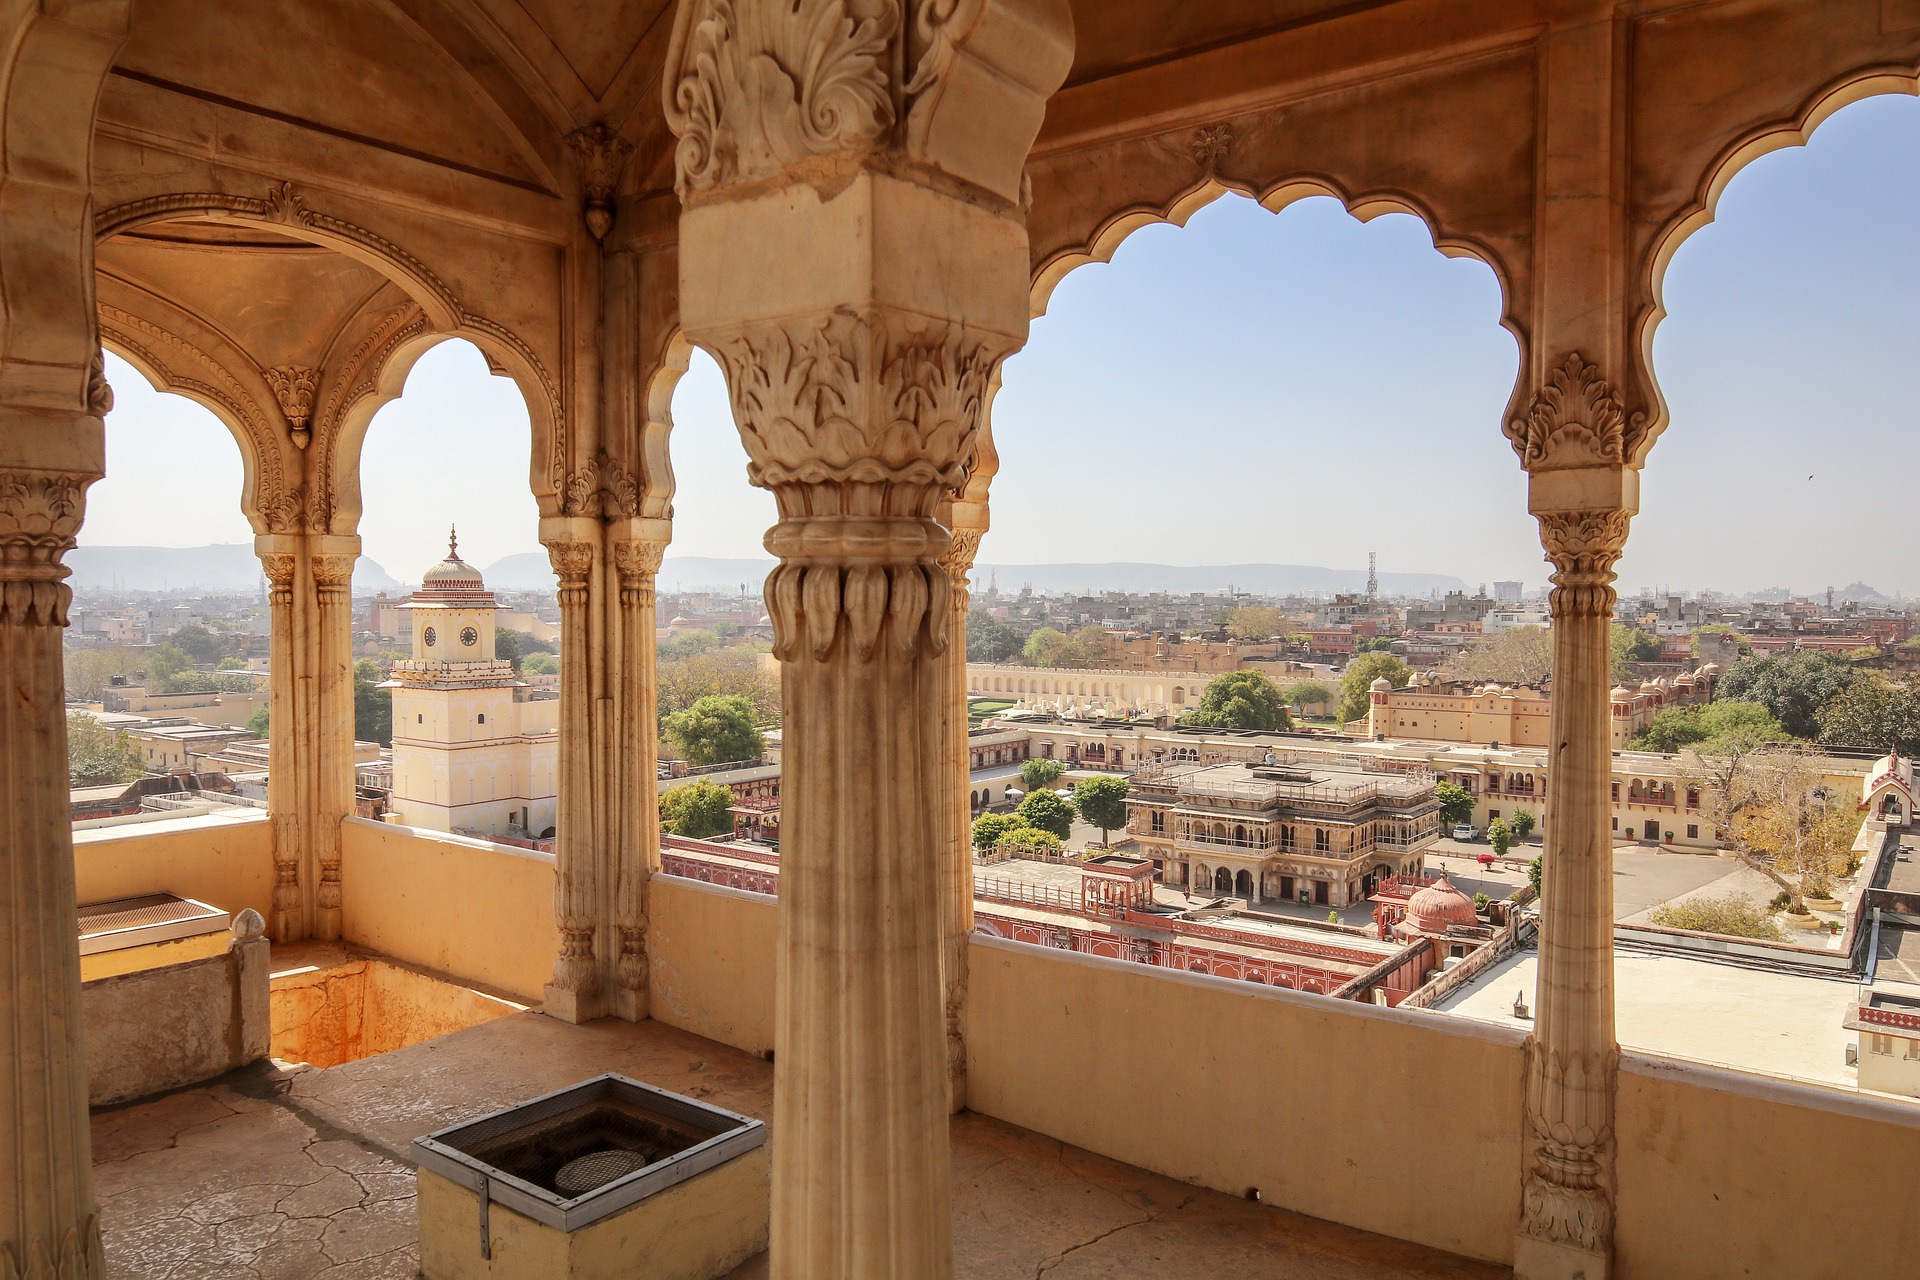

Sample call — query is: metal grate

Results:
[77,894,222,937]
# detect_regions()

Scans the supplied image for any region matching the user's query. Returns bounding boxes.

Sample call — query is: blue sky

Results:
[90,93,1919,597]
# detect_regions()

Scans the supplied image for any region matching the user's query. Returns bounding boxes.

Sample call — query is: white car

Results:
[1452,824,1482,842]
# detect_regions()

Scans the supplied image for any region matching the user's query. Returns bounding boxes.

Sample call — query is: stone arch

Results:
[95,190,568,519]
[1636,68,1920,458]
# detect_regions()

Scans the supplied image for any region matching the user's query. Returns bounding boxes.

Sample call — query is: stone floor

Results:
[93,1013,1505,1279]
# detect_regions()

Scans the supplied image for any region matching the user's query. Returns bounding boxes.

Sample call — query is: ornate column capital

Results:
[1506,352,1652,473]
[0,469,92,626]
[1536,508,1631,621]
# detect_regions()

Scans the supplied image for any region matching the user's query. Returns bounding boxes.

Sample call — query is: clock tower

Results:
[383,529,558,838]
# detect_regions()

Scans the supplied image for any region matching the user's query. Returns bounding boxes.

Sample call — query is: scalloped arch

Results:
[1027,173,1520,352]
[94,189,567,507]
[1635,66,1920,458]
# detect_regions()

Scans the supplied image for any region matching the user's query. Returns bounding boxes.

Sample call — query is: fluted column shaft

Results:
[543,523,602,1020]
[612,521,670,1021]
[939,515,984,1112]
[260,549,305,940]
[312,544,357,939]
[0,464,104,1279]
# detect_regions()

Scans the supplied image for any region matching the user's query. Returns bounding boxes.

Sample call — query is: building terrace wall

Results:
[73,811,274,923]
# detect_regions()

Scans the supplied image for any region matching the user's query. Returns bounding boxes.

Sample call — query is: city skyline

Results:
[83,93,1919,599]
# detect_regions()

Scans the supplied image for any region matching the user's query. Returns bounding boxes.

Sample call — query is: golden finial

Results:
[449,525,459,558]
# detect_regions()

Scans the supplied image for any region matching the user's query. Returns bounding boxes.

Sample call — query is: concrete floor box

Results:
[413,1073,769,1279]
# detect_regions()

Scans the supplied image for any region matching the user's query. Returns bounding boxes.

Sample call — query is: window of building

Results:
[1686,788,1700,809]
[1611,782,1620,801]
[1687,824,1698,839]
[1871,1034,1894,1056]
[477,714,486,725]
[1150,811,1164,834]
[1906,1038,1920,1062]
[418,714,424,724]
[1488,810,1500,821]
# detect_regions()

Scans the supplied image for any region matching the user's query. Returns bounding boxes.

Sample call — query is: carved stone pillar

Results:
[664,3,1071,1269]
[0,464,105,1279]
[1509,354,1644,1280]
[311,538,359,941]
[938,507,985,1113]
[611,519,670,1021]
[259,548,304,940]
[542,521,602,1021]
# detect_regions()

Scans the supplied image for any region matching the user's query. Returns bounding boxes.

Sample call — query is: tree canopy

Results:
[1072,775,1129,844]
[1686,741,1860,908]
[1628,700,1789,755]
[1280,681,1335,714]
[246,706,270,738]
[167,623,228,665]
[1337,652,1410,724]
[496,627,557,671]
[67,712,144,786]
[1817,676,1920,756]
[1443,626,1553,686]
[966,608,1023,663]
[1435,781,1475,826]
[1179,669,1292,731]
[353,658,393,747]
[1609,625,1663,681]
[1648,892,1782,941]
[662,694,765,766]
[520,651,559,675]
[1014,789,1075,839]
[971,811,1019,851]
[1220,605,1286,640]
[1018,757,1065,791]
[659,781,735,839]
[657,646,779,725]
[1022,625,1108,669]
[1714,650,1859,739]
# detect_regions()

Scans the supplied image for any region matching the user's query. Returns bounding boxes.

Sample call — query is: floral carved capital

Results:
[1506,353,1649,472]
[562,450,641,519]
[0,470,90,625]
[546,539,595,591]
[265,365,319,449]
[1537,509,1631,621]
[662,0,898,200]
[311,554,357,590]
[1520,1043,1618,1253]
[88,349,115,415]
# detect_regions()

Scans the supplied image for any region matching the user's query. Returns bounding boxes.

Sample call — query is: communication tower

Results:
[1366,552,1378,605]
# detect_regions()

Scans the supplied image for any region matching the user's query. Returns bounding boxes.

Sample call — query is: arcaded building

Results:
[3,3,1918,1279]
[1125,759,1439,906]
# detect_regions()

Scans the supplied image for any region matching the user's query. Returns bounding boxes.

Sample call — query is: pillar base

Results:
[542,984,605,1025]
[1515,1234,1610,1280]
[612,986,647,1023]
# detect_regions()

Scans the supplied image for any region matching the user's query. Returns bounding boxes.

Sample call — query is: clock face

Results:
[461,626,478,647]
[423,626,437,647]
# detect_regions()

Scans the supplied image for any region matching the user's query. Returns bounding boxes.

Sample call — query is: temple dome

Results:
[1402,876,1479,935]
[1370,676,1392,692]
[421,528,483,588]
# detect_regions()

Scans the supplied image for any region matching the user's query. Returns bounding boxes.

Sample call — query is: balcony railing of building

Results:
[1855,1004,1920,1032]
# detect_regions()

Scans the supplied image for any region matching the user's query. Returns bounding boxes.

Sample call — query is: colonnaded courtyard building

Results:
[4,3,1918,1279]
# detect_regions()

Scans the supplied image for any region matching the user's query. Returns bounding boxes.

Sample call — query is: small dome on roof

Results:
[1611,685,1632,700]
[1370,676,1392,692]
[1400,876,1479,936]
[421,527,484,588]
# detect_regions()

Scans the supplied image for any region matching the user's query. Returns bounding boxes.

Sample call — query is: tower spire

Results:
[449,525,459,558]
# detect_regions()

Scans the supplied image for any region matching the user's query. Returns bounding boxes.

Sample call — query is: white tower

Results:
[384,529,557,838]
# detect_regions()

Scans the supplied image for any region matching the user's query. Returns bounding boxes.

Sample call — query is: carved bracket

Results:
[1507,352,1650,472]
[265,365,319,449]
[566,124,635,241]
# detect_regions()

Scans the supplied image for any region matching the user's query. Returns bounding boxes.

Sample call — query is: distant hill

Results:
[68,544,400,594]
[484,553,1463,598]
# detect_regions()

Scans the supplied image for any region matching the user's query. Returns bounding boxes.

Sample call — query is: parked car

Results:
[1453,823,1482,842]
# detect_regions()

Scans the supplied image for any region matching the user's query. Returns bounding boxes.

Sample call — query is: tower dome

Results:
[421,527,484,589]
[1370,676,1393,692]
[1399,875,1479,936]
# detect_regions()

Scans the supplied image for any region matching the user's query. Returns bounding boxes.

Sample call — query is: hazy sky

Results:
[87,93,1918,596]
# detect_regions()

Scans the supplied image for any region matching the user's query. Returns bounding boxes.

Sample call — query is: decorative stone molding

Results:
[1506,353,1650,472]
[311,304,434,531]
[938,524,983,609]
[97,188,568,501]
[2,1214,102,1280]
[562,450,641,519]
[612,535,666,608]
[0,471,90,627]
[265,365,319,449]
[662,0,898,200]
[1537,508,1631,619]
[566,124,634,241]
[87,350,114,416]
[1521,1043,1618,1254]
[1190,123,1233,170]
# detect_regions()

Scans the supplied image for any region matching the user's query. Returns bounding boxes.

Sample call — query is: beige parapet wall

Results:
[648,875,778,1057]
[82,920,269,1106]
[966,935,1528,1265]
[73,811,275,923]
[1615,1055,1920,1280]
[339,818,558,1004]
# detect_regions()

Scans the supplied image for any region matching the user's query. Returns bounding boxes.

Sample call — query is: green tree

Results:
[1510,808,1536,841]
[1648,892,1783,941]
[168,623,225,665]
[1817,677,1920,756]
[1018,757,1065,791]
[1488,817,1512,857]
[994,825,1063,856]
[353,658,393,747]
[966,608,1023,662]
[1022,625,1107,669]
[67,712,144,786]
[659,781,736,839]
[1072,775,1129,846]
[1629,700,1788,755]
[1609,625,1663,682]
[1354,636,1398,655]
[62,646,147,701]
[246,706,270,737]
[1281,681,1335,716]
[1337,652,1410,725]
[971,811,1019,851]
[1179,669,1292,731]
[1435,781,1475,826]
[520,651,559,675]
[1528,856,1543,894]
[662,694,765,766]
[658,647,780,724]
[1022,626,1071,667]
[496,627,557,672]
[146,642,190,690]
[1714,650,1858,739]
[1014,789,1075,840]
[216,656,247,670]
